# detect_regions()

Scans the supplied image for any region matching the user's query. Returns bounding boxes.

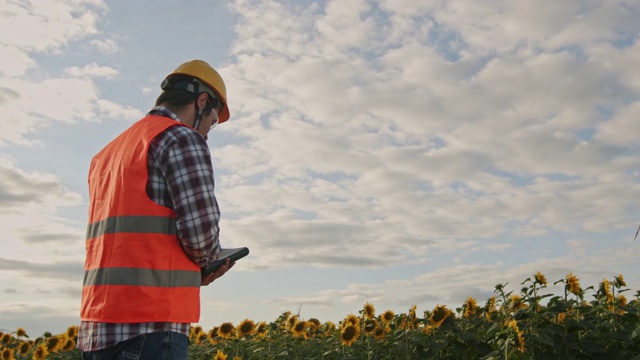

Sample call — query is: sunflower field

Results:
[2,272,640,359]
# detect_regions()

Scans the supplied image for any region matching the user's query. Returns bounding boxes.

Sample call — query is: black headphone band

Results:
[162,76,221,116]
[161,76,199,94]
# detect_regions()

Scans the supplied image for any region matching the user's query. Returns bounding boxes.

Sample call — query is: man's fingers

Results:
[212,259,230,277]
[203,259,236,286]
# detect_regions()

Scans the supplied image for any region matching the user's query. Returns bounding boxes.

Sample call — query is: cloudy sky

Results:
[2,0,640,336]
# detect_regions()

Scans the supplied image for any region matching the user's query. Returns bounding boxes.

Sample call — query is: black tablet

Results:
[201,247,249,276]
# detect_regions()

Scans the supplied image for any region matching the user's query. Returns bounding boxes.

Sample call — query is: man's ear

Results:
[197,92,209,108]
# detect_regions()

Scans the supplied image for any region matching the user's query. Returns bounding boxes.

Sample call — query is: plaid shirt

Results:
[78,107,221,351]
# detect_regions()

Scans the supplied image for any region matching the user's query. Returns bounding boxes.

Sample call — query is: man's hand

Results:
[201,258,235,286]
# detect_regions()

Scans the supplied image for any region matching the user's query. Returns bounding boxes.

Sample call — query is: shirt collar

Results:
[147,106,182,122]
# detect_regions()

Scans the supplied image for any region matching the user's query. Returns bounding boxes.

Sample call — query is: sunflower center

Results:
[431,307,449,323]
[220,324,233,334]
[342,326,356,341]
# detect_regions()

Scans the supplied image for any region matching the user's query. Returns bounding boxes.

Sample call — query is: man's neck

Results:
[158,102,195,127]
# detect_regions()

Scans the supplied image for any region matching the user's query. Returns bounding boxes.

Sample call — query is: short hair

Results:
[155,89,214,116]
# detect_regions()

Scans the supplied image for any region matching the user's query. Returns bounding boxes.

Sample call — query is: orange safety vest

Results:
[81,115,201,323]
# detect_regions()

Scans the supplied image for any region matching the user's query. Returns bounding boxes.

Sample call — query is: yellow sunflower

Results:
[381,310,395,323]
[618,294,628,307]
[214,349,227,360]
[2,348,15,360]
[343,314,359,327]
[340,324,359,346]
[615,274,626,288]
[566,273,581,295]
[1,333,12,344]
[194,325,203,337]
[62,339,76,352]
[373,325,386,341]
[291,321,307,338]
[15,328,27,338]
[66,325,79,339]
[600,279,614,304]
[505,319,525,353]
[409,305,417,320]
[534,271,547,286]
[190,325,203,341]
[287,315,299,329]
[237,319,256,338]
[46,336,64,353]
[279,311,291,329]
[323,321,337,336]
[363,302,375,320]
[307,318,321,330]
[429,305,452,328]
[218,322,236,339]
[197,333,207,344]
[422,324,436,335]
[397,314,408,330]
[363,319,377,335]
[17,341,30,355]
[402,306,418,330]
[255,322,268,338]
[485,296,496,313]
[463,297,478,318]
[208,327,219,344]
[32,344,48,360]
[509,294,527,311]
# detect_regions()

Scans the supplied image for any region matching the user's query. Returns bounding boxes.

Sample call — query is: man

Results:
[78,60,233,359]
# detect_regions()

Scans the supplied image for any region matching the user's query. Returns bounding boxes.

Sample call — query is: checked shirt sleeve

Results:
[147,125,221,268]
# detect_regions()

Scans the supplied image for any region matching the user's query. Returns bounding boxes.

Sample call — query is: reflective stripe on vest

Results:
[83,267,201,287]
[87,215,177,240]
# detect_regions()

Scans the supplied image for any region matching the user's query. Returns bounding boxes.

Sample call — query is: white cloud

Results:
[90,38,120,53]
[0,157,84,253]
[0,300,80,336]
[266,295,334,308]
[595,101,640,145]
[0,0,105,53]
[0,0,141,146]
[64,63,119,79]
[0,76,142,145]
[314,0,376,53]
[96,98,144,120]
[0,43,35,77]
[228,0,321,57]
[213,0,640,272]
[0,157,84,332]
[0,157,80,208]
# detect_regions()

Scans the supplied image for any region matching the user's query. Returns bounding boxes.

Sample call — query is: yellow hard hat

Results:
[164,60,230,123]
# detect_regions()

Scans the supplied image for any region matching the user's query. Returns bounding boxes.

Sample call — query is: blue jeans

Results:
[81,331,188,360]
